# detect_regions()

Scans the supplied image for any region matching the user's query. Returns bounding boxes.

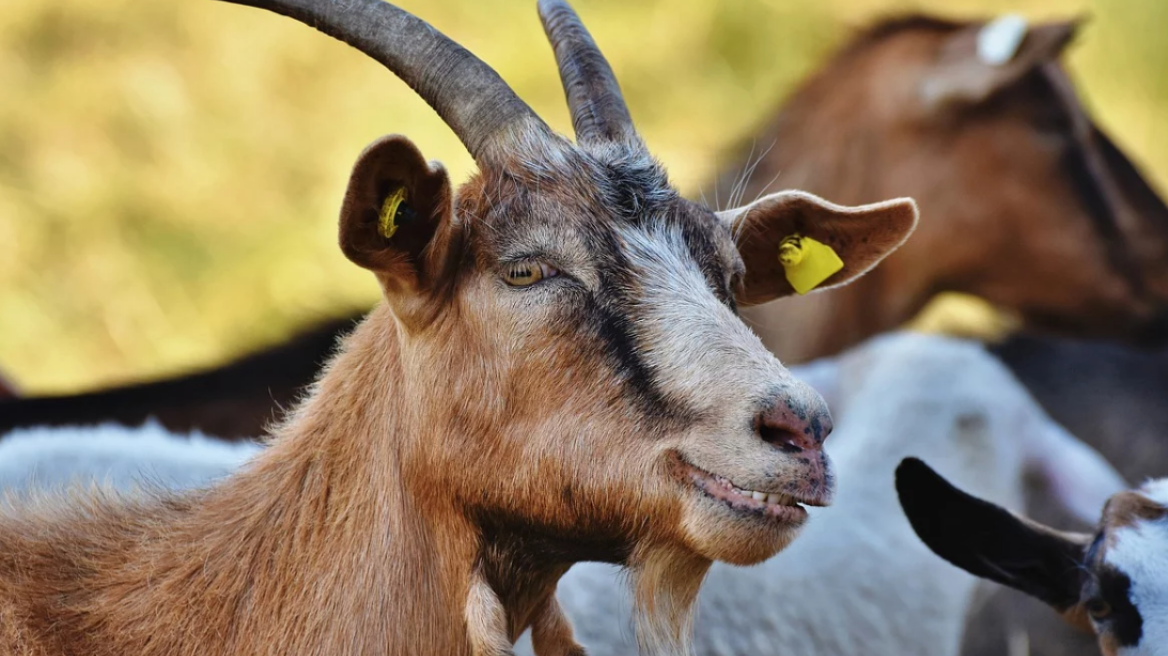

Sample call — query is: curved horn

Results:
[218,0,548,161]
[538,0,637,144]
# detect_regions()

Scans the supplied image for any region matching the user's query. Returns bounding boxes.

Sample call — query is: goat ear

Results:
[339,135,458,321]
[719,191,918,306]
[921,17,1081,109]
[895,458,1091,613]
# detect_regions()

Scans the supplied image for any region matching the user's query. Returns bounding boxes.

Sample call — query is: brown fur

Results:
[725,16,1168,363]
[1103,491,1168,531]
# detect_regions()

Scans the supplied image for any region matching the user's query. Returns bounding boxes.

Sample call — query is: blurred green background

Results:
[2,0,1165,393]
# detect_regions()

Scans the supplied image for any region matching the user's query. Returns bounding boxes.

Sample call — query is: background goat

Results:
[731,16,1168,363]
[955,334,1168,656]
[0,422,258,492]
[899,458,1168,656]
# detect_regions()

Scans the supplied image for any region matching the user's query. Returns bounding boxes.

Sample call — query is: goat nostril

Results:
[757,420,806,454]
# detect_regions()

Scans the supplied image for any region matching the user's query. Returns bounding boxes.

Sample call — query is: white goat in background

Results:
[0,422,259,493]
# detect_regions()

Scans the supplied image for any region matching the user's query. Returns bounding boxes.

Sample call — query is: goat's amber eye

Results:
[504,262,558,287]
[1087,598,1113,621]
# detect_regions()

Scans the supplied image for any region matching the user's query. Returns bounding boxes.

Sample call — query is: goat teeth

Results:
[766,493,783,505]
[751,491,767,502]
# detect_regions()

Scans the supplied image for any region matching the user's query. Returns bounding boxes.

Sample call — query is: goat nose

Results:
[756,398,833,453]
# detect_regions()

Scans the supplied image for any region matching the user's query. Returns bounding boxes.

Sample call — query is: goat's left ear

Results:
[719,191,918,306]
[895,458,1092,616]
[339,135,459,326]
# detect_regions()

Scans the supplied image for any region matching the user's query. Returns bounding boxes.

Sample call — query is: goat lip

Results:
[675,459,809,524]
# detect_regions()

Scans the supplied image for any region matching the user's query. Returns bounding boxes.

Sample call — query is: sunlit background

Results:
[2,0,1165,393]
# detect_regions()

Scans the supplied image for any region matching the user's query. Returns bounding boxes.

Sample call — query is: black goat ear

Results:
[895,457,1090,612]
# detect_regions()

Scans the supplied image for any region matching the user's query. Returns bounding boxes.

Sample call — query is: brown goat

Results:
[727,16,1168,363]
[0,1,917,654]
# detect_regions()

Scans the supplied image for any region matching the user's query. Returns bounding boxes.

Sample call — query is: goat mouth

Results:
[676,459,811,524]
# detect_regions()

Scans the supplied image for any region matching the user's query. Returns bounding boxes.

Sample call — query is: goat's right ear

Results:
[339,135,457,319]
[719,191,918,306]
[895,458,1091,615]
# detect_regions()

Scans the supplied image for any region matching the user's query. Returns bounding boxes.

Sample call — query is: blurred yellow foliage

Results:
[1,0,1165,393]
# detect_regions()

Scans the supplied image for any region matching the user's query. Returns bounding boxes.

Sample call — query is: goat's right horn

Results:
[217,0,550,162]
[538,0,638,145]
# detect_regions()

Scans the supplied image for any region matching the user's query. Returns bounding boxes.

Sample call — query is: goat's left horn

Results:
[538,0,637,145]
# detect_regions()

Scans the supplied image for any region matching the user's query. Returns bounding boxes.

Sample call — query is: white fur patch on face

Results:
[977,15,1029,66]
[1139,479,1168,506]
[620,224,781,412]
[1105,490,1168,655]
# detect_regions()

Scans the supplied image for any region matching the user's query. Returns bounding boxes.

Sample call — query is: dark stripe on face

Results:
[1085,534,1143,648]
[582,224,697,424]
[1096,566,1144,648]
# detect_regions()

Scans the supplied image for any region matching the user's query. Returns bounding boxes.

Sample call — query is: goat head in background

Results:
[898,458,1168,656]
[0,1,917,654]
[730,15,1168,362]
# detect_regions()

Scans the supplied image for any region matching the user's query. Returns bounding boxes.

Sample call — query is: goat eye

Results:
[504,261,559,287]
[1086,598,1113,621]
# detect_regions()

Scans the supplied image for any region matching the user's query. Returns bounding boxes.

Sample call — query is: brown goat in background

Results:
[729,16,1168,363]
[0,0,919,654]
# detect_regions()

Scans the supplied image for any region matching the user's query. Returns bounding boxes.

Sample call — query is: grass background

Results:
[2,0,1166,393]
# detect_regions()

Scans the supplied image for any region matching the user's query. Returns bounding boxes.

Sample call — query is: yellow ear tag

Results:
[378,186,409,239]
[777,234,844,295]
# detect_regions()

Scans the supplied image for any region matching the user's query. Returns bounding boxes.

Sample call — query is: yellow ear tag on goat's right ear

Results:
[778,234,844,295]
[378,186,410,240]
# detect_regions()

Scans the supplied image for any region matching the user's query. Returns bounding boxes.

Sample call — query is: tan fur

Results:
[726,17,1168,363]
[0,306,587,655]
